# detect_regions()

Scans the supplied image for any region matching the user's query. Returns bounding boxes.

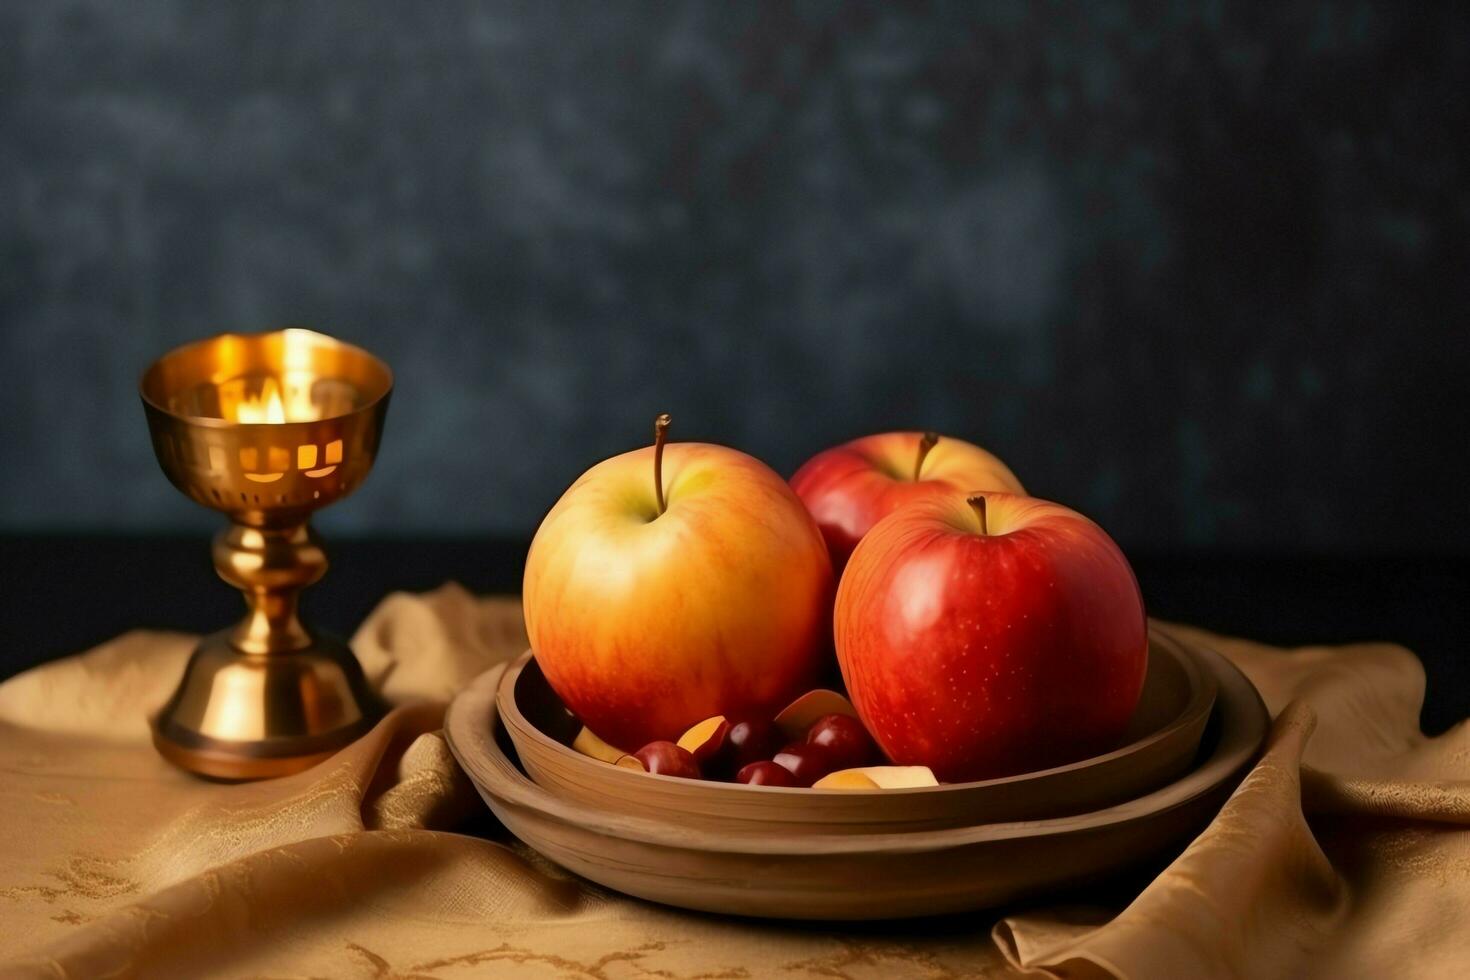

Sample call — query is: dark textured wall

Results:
[2,1,1466,552]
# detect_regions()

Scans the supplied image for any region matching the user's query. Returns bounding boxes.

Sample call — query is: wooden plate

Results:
[496,624,1217,833]
[446,635,1268,920]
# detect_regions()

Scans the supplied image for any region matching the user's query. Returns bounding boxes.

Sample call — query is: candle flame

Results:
[225,376,317,424]
[234,379,287,424]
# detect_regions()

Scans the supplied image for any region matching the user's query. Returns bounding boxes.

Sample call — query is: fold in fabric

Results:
[995,701,1348,979]
[997,625,1470,979]
[0,588,1465,979]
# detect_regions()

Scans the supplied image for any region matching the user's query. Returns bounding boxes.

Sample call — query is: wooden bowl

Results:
[445,638,1267,920]
[496,624,1216,834]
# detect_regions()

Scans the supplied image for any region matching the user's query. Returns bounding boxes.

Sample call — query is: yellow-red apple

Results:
[791,431,1023,569]
[835,491,1146,782]
[523,416,834,749]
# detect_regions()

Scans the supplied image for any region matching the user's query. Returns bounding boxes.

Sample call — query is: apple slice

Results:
[613,753,647,771]
[811,768,880,789]
[812,766,939,790]
[572,726,625,764]
[676,715,730,764]
[861,765,938,788]
[774,689,859,739]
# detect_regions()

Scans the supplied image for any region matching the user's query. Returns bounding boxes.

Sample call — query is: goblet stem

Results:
[213,521,326,655]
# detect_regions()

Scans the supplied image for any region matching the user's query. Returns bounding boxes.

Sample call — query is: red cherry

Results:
[735,761,797,787]
[634,741,702,779]
[806,713,878,770]
[721,717,784,773]
[771,742,838,787]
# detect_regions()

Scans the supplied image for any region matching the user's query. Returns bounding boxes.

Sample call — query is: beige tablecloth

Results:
[1,584,1466,979]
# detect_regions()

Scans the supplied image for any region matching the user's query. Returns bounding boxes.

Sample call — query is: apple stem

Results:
[653,413,671,516]
[914,431,940,481]
[968,494,988,535]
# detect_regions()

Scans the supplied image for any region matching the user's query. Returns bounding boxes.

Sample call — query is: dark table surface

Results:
[2,535,1466,735]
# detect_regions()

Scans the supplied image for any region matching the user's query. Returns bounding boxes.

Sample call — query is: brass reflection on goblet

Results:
[140,328,392,780]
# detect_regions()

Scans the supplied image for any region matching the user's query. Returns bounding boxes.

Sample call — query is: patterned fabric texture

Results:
[0,584,1465,978]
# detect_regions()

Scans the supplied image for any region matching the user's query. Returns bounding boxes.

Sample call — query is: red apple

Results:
[523,415,834,749]
[791,431,1024,570]
[835,491,1147,782]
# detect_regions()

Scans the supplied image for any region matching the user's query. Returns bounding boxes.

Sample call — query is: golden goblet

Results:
[140,328,392,780]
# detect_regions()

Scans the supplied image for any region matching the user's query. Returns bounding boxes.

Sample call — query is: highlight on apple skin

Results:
[522,419,835,751]
[791,431,1024,570]
[834,490,1147,783]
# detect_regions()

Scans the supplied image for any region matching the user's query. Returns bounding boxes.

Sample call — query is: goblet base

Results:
[150,629,386,781]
